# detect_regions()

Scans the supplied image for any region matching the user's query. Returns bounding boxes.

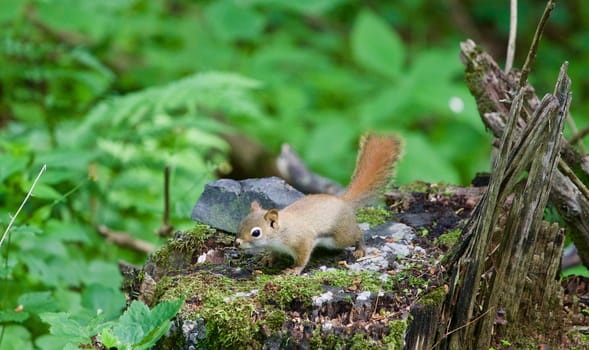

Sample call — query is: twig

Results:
[569,124,589,147]
[431,309,491,349]
[505,0,518,73]
[558,159,589,200]
[276,144,343,195]
[371,293,380,320]
[98,225,155,254]
[518,0,555,88]
[24,4,91,46]
[0,165,46,249]
[156,166,174,237]
[164,166,170,225]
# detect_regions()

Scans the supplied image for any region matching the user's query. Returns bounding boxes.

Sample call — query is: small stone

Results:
[312,291,334,307]
[356,291,372,302]
[348,255,389,272]
[383,242,411,257]
[196,253,207,264]
[369,222,415,242]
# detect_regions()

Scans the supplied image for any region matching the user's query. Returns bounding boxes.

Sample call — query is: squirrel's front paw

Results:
[283,267,303,275]
[353,248,366,259]
[260,253,276,267]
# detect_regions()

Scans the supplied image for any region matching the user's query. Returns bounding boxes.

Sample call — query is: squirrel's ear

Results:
[264,209,279,229]
[250,201,262,212]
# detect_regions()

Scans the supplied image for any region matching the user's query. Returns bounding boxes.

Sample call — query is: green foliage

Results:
[562,265,589,278]
[351,9,405,80]
[39,299,182,349]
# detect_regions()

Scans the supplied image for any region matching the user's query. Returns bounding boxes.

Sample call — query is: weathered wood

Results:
[404,301,441,350]
[403,40,571,349]
[460,39,589,268]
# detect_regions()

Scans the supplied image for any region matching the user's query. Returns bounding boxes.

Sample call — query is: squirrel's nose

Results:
[235,238,243,247]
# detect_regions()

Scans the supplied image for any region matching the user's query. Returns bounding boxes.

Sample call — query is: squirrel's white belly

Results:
[266,239,297,258]
[314,237,338,250]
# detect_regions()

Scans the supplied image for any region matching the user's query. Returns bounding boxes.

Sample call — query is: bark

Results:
[405,41,571,349]
[460,39,589,268]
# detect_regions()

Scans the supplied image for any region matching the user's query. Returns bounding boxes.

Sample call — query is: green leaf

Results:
[45,220,91,244]
[0,0,26,22]
[34,335,70,350]
[205,0,265,42]
[34,148,96,172]
[0,325,34,350]
[303,117,358,182]
[18,291,57,314]
[22,253,85,288]
[351,10,405,80]
[39,312,92,343]
[81,284,126,321]
[82,261,123,288]
[562,264,589,277]
[108,299,183,348]
[0,309,30,323]
[247,0,346,15]
[99,327,125,349]
[0,154,27,182]
[395,133,460,185]
[24,182,63,201]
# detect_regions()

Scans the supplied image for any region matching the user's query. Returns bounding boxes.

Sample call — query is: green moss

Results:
[153,271,326,348]
[311,328,347,349]
[315,269,389,293]
[383,320,407,350]
[349,333,381,350]
[149,223,217,267]
[569,331,589,350]
[398,181,453,196]
[202,297,260,348]
[257,274,323,309]
[263,308,288,330]
[418,286,447,307]
[435,228,461,249]
[356,206,392,226]
[311,329,382,349]
[166,223,215,253]
[399,181,431,193]
[384,269,428,291]
[152,267,409,348]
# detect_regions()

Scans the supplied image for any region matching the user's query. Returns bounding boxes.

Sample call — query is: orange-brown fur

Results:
[341,134,402,206]
[236,133,402,275]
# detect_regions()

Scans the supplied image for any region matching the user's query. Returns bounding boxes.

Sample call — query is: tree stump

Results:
[405,40,571,349]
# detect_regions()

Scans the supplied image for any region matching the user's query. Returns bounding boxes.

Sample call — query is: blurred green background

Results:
[1,0,588,348]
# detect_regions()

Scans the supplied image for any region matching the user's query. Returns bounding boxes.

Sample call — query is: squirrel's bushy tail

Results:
[341,133,402,207]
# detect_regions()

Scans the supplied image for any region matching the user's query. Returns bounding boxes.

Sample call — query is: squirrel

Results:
[235,133,402,275]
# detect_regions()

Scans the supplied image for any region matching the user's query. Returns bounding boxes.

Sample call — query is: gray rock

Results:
[368,222,415,242]
[191,177,304,233]
[383,242,411,257]
[348,254,390,272]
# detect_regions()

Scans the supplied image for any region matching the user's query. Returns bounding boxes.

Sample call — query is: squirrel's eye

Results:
[250,227,262,238]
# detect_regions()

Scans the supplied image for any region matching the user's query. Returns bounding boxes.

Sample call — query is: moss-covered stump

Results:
[118,182,492,349]
[134,228,433,349]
